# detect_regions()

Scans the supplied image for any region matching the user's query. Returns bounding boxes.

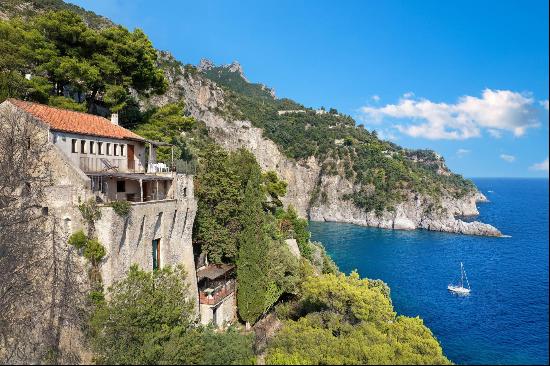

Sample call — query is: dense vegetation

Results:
[267,272,452,365]
[0,0,114,29]
[0,9,165,113]
[203,66,476,214]
[89,265,254,365]
[0,7,453,364]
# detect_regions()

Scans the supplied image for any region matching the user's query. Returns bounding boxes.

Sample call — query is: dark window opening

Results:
[90,141,95,154]
[114,144,118,156]
[71,139,77,153]
[98,142,103,155]
[106,143,111,155]
[152,239,160,270]
[116,180,125,192]
[81,140,86,154]
[41,207,49,216]
[120,145,125,156]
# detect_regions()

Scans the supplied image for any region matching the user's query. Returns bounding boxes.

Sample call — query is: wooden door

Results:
[127,144,135,171]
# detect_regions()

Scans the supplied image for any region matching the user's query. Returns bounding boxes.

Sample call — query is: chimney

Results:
[110,113,119,125]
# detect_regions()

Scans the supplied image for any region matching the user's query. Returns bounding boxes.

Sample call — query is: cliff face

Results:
[144,55,501,237]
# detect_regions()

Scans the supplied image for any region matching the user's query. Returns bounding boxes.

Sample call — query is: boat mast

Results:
[463,264,471,290]
[460,262,464,287]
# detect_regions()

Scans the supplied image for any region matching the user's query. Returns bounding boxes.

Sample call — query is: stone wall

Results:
[95,174,199,313]
[199,292,236,327]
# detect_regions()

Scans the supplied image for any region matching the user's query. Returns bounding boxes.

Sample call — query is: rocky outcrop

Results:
[144,53,501,237]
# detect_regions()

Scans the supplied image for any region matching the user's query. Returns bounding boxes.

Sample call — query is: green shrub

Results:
[68,229,88,250]
[78,198,102,224]
[110,200,132,217]
[48,96,86,112]
[83,238,106,266]
[266,272,451,365]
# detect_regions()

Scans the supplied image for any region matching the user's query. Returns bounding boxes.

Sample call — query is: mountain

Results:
[0,0,113,28]
[0,1,500,236]
[145,54,501,236]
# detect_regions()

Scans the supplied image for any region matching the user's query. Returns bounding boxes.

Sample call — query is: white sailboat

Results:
[448,262,471,295]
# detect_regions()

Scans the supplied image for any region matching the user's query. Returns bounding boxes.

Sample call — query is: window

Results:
[71,139,77,153]
[98,142,103,155]
[120,145,125,156]
[81,140,86,154]
[114,144,118,156]
[152,239,160,270]
[106,143,111,155]
[90,141,95,154]
[116,180,125,192]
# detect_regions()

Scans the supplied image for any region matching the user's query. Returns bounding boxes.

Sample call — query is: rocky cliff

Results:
[144,54,501,237]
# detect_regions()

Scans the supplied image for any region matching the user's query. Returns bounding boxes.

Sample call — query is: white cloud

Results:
[377,129,398,141]
[541,100,549,111]
[530,157,549,172]
[456,148,470,157]
[500,154,516,163]
[371,95,380,102]
[487,129,502,138]
[359,89,540,140]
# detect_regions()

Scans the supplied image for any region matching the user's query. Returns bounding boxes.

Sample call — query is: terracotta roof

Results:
[8,99,145,142]
[196,264,235,281]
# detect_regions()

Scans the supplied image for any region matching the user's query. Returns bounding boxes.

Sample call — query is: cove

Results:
[309,178,549,365]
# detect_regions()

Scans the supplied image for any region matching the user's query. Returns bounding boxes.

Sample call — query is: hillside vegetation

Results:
[202,65,476,215]
[0,6,452,365]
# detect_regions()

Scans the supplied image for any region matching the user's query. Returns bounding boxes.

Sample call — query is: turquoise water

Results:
[309,178,549,365]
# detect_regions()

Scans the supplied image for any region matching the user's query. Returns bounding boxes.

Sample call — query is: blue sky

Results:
[68,0,549,177]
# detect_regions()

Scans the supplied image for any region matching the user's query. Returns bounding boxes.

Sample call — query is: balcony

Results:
[199,280,236,306]
[80,156,146,173]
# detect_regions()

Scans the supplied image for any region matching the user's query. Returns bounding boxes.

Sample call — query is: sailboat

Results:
[448,262,471,295]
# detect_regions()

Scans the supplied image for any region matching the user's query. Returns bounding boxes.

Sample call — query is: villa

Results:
[1,99,202,316]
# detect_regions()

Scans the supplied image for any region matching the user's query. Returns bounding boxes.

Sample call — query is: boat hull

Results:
[448,285,471,295]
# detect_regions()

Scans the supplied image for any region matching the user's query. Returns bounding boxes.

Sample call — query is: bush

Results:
[68,229,88,249]
[110,200,132,217]
[88,265,255,364]
[83,238,106,266]
[78,198,102,224]
[265,272,451,365]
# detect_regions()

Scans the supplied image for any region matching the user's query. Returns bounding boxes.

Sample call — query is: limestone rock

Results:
[285,239,301,258]
[143,52,502,237]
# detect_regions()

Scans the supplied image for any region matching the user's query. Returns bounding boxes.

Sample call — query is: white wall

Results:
[50,131,147,173]
[199,292,236,327]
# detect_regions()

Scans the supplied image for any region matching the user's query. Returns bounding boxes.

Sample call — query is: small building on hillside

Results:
[196,264,237,327]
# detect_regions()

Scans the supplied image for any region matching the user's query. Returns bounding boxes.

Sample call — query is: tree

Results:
[133,102,195,162]
[89,265,195,364]
[89,265,255,365]
[261,170,287,212]
[265,272,451,365]
[275,205,311,258]
[236,164,276,325]
[0,10,166,113]
[193,144,242,263]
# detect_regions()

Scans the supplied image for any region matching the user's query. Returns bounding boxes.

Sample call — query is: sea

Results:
[309,178,549,365]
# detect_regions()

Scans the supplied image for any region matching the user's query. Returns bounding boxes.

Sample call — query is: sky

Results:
[68,0,549,177]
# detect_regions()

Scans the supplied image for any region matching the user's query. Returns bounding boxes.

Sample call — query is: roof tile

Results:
[8,99,145,141]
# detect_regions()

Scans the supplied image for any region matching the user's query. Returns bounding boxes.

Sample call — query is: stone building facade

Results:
[1,99,199,313]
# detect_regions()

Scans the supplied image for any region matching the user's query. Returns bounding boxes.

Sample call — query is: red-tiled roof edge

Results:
[6,98,146,142]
